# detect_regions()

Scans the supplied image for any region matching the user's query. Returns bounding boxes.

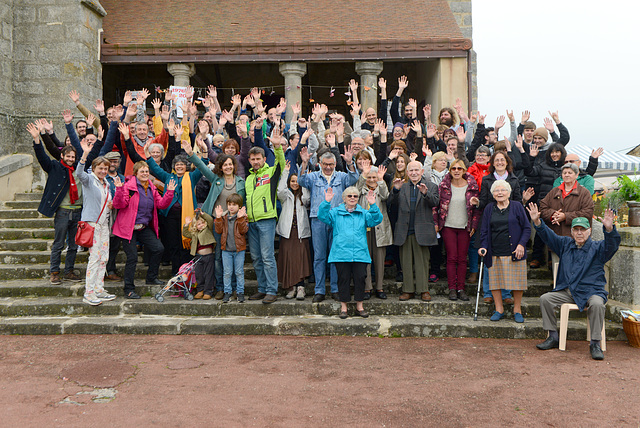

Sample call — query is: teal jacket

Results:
[147,157,202,216]
[245,146,285,222]
[188,153,246,215]
[317,200,383,263]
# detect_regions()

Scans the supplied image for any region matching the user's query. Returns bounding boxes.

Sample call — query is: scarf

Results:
[181,173,194,249]
[132,134,147,148]
[60,161,78,204]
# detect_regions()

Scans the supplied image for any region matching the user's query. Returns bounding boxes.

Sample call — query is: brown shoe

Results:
[63,272,82,282]
[262,294,277,304]
[194,291,205,299]
[399,292,414,301]
[503,298,514,305]
[529,260,541,269]
[467,272,478,284]
[484,297,494,304]
[50,272,62,285]
[421,292,432,302]
[214,291,225,300]
[249,292,267,300]
[202,294,212,300]
[105,273,122,281]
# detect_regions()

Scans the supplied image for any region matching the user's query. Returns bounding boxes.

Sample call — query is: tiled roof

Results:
[100,0,471,63]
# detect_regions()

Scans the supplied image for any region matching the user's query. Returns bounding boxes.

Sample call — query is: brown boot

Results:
[467,272,478,284]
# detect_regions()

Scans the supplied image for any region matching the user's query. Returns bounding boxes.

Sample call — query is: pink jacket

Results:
[112,176,174,241]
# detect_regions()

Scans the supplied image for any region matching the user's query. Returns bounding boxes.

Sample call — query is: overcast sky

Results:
[472,0,640,154]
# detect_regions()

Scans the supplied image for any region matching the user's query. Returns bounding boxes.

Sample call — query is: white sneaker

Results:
[95,291,116,301]
[285,288,296,299]
[296,286,305,301]
[83,294,102,306]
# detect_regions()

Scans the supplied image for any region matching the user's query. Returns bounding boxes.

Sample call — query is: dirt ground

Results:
[1,335,638,427]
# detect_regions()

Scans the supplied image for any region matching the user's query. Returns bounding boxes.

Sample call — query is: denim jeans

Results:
[50,208,81,274]
[482,263,513,299]
[310,218,338,295]
[222,250,245,294]
[247,218,278,295]
[213,229,236,292]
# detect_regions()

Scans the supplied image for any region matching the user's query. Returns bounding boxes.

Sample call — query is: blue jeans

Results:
[222,250,245,294]
[248,218,278,295]
[213,229,236,292]
[482,263,513,299]
[50,208,81,274]
[310,218,338,295]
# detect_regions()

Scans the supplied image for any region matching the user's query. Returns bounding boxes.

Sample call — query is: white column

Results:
[167,63,196,87]
[355,61,384,113]
[279,62,307,122]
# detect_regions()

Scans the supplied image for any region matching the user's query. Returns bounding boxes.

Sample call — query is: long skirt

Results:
[277,223,311,289]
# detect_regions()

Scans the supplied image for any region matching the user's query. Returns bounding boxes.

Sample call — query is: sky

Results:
[472,0,640,154]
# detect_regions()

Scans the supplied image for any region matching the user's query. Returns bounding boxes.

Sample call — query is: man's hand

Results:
[529,144,539,157]
[350,101,361,117]
[494,115,506,131]
[68,90,81,105]
[478,112,486,125]
[378,77,386,91]
[591,147,604,159]
[207,85,218,99]
[113,104,124,119]
[526,202,541,226]
[62,109,74,124]
[26,122,40,141]
[324,187,334,202]
[426,123,436,139]
[342,144,354,165]
[521,110,530,124]
[136,88,150,105]
[602,208,615,232]
[522,187,535,204]
[549,110,560,124]
[543,117,555,133]
[515,134,524,151]
[393,177,404,190]
[409,152,418,162]
[275,98,287,115]
[398,75,408,90]
[41,118,54,134]
[506,109,515,122]
[456,127,466,142]
[94,99,105,115]
[118,122,130,140]
[150,98,161,112]
[326,133,336,148]
[231,94,241,108]
[300,146,310,163]
[417,183,428,195]
[80,137,94,156]
[86,113,96,129]
[423,104,431,122]
[160,105,170,122]
[408,98,417,112]
[291,101,301,118]
[349,79,358,93]
[268,126,283,149]
[126,102,137,119]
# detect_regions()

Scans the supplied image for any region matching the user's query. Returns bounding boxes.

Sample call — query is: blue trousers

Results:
[222,250,245,294]
[310,218,338,295]
[247,218,278,295]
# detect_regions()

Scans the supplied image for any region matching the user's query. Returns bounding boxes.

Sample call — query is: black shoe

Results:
[395,271,403,282]
[145,278,163,285]
[363,291,371,300]
[590,343,604,360]
[312,294,325,303]
[448,289,457,301]
[375,290,387,299]
[457,290,470,301]
[331,292,340,301]
[536,336,559,350]
[125,291,141,299]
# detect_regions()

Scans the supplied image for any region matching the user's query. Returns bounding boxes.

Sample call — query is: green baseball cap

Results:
[571,217,590,229]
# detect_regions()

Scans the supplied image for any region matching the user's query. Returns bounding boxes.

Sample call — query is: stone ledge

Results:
[0,154,32,178]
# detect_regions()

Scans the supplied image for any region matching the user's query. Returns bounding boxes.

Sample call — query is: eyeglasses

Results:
[450,167,465,171]
[345,195,358,198]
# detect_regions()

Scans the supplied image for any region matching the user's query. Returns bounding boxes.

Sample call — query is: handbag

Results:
[75,196,108,248]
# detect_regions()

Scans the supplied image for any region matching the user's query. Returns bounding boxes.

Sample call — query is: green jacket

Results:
[245,146,285,222]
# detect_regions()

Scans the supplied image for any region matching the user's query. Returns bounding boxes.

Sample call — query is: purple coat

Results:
[479,201,531,268]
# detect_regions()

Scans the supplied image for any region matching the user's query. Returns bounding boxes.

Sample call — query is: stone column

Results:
[167,63,196,87]
[355,61,384,113]
[279,62,307,122]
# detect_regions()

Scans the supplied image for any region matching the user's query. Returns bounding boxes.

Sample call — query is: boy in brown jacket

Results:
[214,193,249,303]
[183,209,216,299]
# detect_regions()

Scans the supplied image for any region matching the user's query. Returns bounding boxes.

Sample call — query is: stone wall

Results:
[447,0,477,111]
[2,0,105,190]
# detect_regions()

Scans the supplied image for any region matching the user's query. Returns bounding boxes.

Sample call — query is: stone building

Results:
[0,0,474,192]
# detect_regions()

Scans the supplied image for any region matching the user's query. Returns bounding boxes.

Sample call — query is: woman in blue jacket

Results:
[318,186,382,319]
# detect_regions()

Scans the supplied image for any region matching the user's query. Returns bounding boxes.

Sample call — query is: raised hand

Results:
[185,86,194,100]
[515,134,524,150]
[195,135,208,154]
[123,90,133,106]
[164,90,175,103]
[361,158,372,175]
[80,137,94,155]
[238,206,247,218]
[543,117,555,133]
[300,146,310,163]
[174,123,183,140]
[151,98,162,111]
[291,101,301,117]
[342,144,354,164]
[284,160,291,172]
[366,189,376,206]
[409,152,418,162]
[377,165,387,181]
[506,109,514,122]
[126,102,137,119]
[181,137,193,156]
[166,179,177,192]
[526,202,541,225]
[410,120,422,135]
[423,104,432,121]
[478,111,486,125]
[521,110,530,124]
[118,122,130,140]
[591,147,604,159]
[113,176,123,187]
[41,118,54,133]
[268,126,283,149]
[522,187,535,204]
[393,177,404,190]
[456,127,466,142]
[160,104,170,122]
[549,110,560,124]
[426,123,436,139]
[26,122,40,140]
[602,208,615,232]
[529,144,539,157]
[417,182,428,195]
[350,101,361,116]
[326,133,336,148]
[62,109,74,124]
[398,75,409,90]
[324,187,334,202]
[136,88,150,105]
[349,79,358,93]
[94,99,105,115]
[494,115,506,131]
[113,104,124,119]
[231,94,241,107]
[86,113,96,128]
[68,90,80,105]
[214,205,224,219]
[207,85,218,99]
[408,98,417,112]
[423,142,432,157]
[276,98,287,115]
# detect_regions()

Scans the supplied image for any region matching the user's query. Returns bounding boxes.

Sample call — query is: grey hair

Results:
[476,145,491,156]
[148,143,164,156]
[319,151,336,163]
[342,186,359,202]
[490,179,512,194]
[351,130,371,140]
[562,162,579,174]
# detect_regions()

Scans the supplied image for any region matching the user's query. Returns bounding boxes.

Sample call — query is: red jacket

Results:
[435,172,480,233]
[467,162,490,192]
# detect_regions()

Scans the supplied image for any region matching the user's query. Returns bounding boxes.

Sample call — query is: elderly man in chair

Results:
[527,203,620,360]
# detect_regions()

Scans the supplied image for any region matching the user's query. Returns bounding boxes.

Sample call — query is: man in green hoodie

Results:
[245,127,286,304]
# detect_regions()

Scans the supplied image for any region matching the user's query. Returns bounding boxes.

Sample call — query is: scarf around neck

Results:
[181,173,194,249]
[60,160,78,204]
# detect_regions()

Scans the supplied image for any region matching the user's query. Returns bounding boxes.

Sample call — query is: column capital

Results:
[167,63,196,79]
[279,62,307,78]
[355,61,384,76]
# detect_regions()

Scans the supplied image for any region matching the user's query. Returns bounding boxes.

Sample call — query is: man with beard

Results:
[438,107,458,130]
[27,122,83,285]
[390,76,416,125]
[120,102,169,176]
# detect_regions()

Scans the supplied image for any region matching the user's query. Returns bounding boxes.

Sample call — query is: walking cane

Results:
[474,255,484,321]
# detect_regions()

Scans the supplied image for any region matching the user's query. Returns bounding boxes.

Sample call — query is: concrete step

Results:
[14,192,43,201]
[0,209,41,219]
[0,218,53,228]
[3,200,40,209]
[0,239,50,251]
[0,228,55,240]
[0,295,586,320]
[0,313,625,339]
[0,264,175,280]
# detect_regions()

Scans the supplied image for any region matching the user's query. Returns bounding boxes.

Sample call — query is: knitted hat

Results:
[393,122,404,132]
[533,127,548,142]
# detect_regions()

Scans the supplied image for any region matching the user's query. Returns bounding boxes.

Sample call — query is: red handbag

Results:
[75,197,108,248]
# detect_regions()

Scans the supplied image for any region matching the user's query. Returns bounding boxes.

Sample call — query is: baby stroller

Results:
[154,256,201,302]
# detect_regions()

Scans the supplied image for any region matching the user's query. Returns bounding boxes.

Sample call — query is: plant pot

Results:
[627,201,640,227]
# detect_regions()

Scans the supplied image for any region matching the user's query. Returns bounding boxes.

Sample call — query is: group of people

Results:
[27,76,620,359]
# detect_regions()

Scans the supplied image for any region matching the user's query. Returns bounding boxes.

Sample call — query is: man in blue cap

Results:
[527,204,620,360]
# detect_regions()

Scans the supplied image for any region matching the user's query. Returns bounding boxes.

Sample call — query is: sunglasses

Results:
[450,167,465,171]
[345,195,358,198]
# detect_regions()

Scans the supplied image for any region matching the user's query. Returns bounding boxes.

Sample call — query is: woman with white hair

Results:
[478,179,531,323]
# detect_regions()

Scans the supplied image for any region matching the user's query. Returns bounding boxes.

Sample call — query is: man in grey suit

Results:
[388,161,439,301]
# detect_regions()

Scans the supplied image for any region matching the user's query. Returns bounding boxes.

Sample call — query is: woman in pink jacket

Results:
[113,161,175,299]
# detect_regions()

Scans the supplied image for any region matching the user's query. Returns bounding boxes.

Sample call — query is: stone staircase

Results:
[0,192,628,339]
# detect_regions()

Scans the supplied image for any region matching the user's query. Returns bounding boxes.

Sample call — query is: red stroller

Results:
[154,256,200,302]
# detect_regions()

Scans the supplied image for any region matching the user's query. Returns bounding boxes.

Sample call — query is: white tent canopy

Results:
[568,144,640,171]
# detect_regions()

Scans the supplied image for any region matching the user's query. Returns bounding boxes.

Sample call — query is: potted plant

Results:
[600,175,640,226]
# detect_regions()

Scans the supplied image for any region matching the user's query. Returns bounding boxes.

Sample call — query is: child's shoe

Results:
[237,293,245,303]
[222,293,231,303]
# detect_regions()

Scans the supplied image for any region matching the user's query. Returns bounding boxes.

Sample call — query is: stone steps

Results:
[0,313,625,339]
[0,208,41,219]
[3,200,40,210]
[0,218,53,228]
[14,192,43,201]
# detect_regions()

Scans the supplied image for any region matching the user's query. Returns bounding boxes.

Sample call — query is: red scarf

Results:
[60,161,79,204]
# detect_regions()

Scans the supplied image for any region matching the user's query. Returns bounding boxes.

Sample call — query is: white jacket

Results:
[276,169,311,240]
